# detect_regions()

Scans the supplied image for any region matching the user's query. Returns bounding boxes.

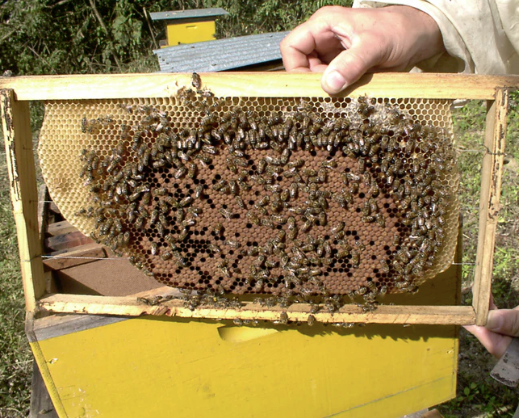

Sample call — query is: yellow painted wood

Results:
[26,312,68,418]
[35,316,457,418]
[30,341,68,418]
[167,20,216,45]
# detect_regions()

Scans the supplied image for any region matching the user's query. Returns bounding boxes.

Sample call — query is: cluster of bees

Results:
[76,74,457,317]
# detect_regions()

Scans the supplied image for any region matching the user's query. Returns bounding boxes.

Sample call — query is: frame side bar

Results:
[1,89,46,313]
[472,89,509,325]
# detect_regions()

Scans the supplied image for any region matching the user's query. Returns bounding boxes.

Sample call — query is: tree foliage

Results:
[0,0,352,75]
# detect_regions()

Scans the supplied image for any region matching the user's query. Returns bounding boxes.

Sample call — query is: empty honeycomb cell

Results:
[38,91,459,310]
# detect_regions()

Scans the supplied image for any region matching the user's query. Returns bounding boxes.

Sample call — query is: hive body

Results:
[38,90,459,307]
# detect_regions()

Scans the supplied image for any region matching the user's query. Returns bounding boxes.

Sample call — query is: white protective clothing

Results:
[354,0,519,75]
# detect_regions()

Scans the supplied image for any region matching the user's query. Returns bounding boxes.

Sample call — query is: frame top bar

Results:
[1,73,518,101]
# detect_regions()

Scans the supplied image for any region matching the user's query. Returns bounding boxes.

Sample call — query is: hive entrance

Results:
[38,91,459,308]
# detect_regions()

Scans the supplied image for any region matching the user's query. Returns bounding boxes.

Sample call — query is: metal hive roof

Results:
[150,8,229,21]
[153,32,289,73]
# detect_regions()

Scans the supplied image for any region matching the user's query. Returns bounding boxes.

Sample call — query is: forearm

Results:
[378,5,445,67]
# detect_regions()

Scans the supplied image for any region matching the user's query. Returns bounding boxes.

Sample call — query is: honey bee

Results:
[202,144,217,155]
[119,231,129,247]
[351,250,360,267]
[161,251,173,261]
[141,192,151,206]
[217,260,231,278]
[265,259,278,269]
[191,72,202,89]
[393,234,401,247]
[286,225,298,240]
[268,214,285,226]
[358,157,366,174]
[260,217,274,229]
[186,162,197,179]
[208,223,222,237]
[213,179,227,192]
[231,195,245,209]
[305,314,316,327]
[228,180,238,196]
[177,229,189,242]
[179,196,193,207]
[301,220,313,233]
[224,240,241,249]
[279,312,289,325]
[207,243,221,253]
[150,242,159,256]
[220,208,233,219]
[81,117,88,133]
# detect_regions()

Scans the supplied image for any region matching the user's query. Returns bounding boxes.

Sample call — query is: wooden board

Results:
[37,294,475,324]
[47,221,79,237]
[1,73,519,100]
[472,90,509,325]
[43,243,107,271]
[28,313,459,418]
[37,287,475,324]
[29,361,58,418]
[54,257,163,296]
[1,89,46,312]
[45,231,94,252]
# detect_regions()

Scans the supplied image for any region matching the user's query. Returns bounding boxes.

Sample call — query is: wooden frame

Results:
[1,72,516,326]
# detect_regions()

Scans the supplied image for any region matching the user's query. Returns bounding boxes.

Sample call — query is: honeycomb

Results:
[38,86,459,308]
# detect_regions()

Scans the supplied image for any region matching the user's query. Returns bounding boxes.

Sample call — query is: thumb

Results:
[487,309,519,337]
[321,40,383,94]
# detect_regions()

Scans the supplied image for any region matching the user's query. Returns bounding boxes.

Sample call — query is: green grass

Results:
[0,94,518,417]
[0,130,32,417]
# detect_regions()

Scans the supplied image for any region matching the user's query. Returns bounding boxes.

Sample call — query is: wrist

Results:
[384,5,446,65]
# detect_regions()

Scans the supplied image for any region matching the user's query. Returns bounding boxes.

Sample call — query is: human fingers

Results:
[321,34,387,94]
[462,293,508,357]
[284,5,444,94]
[486,307,519,337]
[280,19,339,72]
[464,324,512,359]
[282,7,385,91]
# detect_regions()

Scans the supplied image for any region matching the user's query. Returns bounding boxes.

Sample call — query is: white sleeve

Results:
[353,0,519,75]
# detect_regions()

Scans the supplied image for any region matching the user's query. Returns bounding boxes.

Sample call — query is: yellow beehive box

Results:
[150,8,228,46]
[29,314,459,418]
